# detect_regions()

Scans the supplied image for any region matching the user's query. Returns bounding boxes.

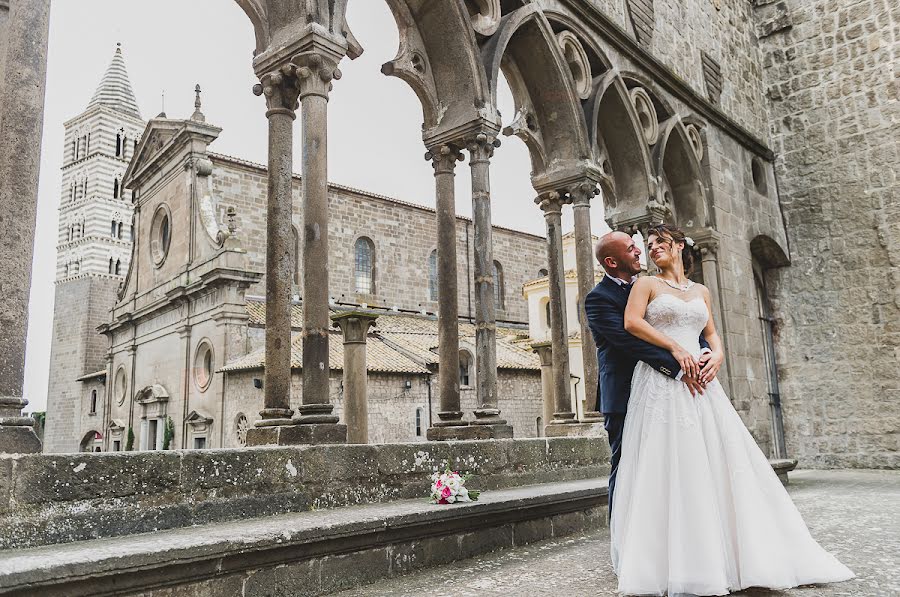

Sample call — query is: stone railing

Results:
[0,437,608,550]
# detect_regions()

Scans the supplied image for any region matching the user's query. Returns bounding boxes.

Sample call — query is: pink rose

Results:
[436,479,443,488]
[441,486,452,499]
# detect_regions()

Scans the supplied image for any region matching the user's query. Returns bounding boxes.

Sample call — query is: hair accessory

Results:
[684,236,695,248]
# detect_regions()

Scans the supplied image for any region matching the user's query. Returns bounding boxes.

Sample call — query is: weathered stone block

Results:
[512,517,554,545]
[319,547,390,595]
[457,523,514,560]
[0,425,41,454]
[246,423,347,446]
[242,560,321,597]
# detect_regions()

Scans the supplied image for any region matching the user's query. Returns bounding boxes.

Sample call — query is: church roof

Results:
[223,301,541,374]
[87,44,141,119]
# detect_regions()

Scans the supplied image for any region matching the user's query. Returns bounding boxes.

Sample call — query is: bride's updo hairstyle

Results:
[646,223,695,277]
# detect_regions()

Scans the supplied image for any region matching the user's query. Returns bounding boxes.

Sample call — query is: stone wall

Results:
[211,155,547,323]
[757,0,900,468]
[0,437,608,550]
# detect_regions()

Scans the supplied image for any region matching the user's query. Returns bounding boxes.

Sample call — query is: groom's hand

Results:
[683,375,705,397]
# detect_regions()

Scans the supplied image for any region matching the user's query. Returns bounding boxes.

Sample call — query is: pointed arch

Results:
[382,0,494,135]
[482,5,592,180]
[654,117,708,230]
[586,71,655,221]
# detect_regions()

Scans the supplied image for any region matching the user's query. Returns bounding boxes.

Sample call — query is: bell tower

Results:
[44,44,146,453]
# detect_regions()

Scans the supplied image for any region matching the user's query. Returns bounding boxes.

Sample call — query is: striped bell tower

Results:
[44,44,147,453]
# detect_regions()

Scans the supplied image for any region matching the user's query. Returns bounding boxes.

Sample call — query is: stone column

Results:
[531,341,555,436]
[331,312,378,444]
[695,234,732,392]
[246,53,347,446]
[466,133,511,438]
[250,67,302,432]
[536,192,577,429]
[295,53,343,434]
[570,182,601,416]
[424,145,468,440]
[0,0,50,454]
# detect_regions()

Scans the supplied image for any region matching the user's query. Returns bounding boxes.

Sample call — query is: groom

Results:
[584,231,713,516]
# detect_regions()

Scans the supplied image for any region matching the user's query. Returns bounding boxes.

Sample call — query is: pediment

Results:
[122,120,182,188]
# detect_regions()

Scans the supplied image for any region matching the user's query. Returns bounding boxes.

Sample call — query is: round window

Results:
[150,204,172,266]
[236,414,249,447]
[194,340,214,391]
[114,367,127,406]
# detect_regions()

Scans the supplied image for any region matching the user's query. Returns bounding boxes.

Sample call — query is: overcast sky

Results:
[24,0,608,412]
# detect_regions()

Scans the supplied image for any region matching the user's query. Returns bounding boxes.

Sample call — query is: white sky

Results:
[24,0,608,412]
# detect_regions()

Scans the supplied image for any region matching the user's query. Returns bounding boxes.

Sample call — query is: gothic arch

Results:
[653,116,708,230]
[481,5,592,181]
[586,71,655,218]
[382,0,495,137]
[750,234,790,269]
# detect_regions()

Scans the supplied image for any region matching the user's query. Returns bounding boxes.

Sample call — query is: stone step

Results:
[0,478,608,597]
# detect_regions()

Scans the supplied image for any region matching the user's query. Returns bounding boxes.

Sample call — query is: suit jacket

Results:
[583,276,709,415]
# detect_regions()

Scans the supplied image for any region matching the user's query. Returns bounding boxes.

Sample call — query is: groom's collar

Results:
[605,273,637,287]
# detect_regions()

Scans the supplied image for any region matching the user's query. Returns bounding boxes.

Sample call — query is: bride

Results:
[611,223,853,596]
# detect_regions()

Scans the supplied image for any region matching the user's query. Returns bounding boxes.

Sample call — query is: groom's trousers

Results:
[604,413,626,518]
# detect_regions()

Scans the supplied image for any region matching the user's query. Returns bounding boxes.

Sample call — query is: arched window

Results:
[121,134,127,160]
[115,133,122,157]
[108,257,114,274]
[493,261,505,310]
[544,300,552,329]
[75,137,81,160]
[538,268,548,278]
[86,132,91,155]
[111,220,117,238]
[89,390,97,414]
[428,250,438,301]
[459,350,472,387]
[117,222,123,239]
[354,237,375,294]
[113,178,119,199]
[72,139,77,160]
[115,259,121,276]
[415,408,423,437]
[536,416,543,437]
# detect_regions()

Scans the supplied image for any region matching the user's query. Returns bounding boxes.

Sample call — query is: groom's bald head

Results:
[596,231,643,277]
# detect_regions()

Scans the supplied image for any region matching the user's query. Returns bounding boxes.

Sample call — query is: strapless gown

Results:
[610,293,854,596]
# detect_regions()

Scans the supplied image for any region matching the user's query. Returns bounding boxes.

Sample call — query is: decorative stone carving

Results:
[702,51,723,104]
[627,0,655,46]
[685,123,704,162]
[466,0,501,37]
[630,87,659,145]
[556,30,592,100]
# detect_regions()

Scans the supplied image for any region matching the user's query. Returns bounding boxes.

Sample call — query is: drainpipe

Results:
[464,221,472,322]
[425,373,433,428]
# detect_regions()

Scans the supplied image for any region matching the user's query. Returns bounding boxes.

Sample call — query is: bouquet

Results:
[429,470,481,504]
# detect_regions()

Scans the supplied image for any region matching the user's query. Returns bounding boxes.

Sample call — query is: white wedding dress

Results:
[610,293,854,596]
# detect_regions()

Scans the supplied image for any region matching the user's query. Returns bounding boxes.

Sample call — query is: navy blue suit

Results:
[584,275,709,515]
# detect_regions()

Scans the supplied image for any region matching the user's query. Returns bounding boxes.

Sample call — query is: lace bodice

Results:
[645,293,709,355]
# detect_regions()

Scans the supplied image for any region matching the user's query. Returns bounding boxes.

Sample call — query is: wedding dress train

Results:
[610,293,853,596]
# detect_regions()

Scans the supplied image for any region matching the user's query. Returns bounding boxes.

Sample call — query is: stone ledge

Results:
[0,479,608,597]
[0,437,609,550]
[771,458,798,485]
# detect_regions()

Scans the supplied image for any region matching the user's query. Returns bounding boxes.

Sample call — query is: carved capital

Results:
[425,144,465,174]
[535,191,569,216]
[252,52,341,115]
[331,312,378,344]
[465,132,501,163]
[568,180,600,208]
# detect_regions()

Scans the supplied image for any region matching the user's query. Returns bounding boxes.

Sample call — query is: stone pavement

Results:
[330,469,899,596]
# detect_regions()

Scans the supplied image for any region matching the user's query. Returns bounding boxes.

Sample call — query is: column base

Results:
[581,411,604,423]
[545,421,606,438]
[472,408,507,426]
[0,397,41,454]
[294,404,340,425]
[246,423,347,446]
[427,423,513,441]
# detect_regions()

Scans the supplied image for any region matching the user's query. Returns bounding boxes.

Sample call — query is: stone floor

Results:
[330,469,899,596]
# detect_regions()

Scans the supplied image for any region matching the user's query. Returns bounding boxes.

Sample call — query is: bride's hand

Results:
[699,351,724,385]
[671,345,699,379]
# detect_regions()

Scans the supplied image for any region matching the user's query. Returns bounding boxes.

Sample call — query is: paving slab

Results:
[329,469,900,596]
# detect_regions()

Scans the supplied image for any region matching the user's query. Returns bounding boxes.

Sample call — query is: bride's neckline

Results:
[652,275,694,292]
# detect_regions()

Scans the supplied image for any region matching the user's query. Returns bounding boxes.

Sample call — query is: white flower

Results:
[685,236,695,247]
